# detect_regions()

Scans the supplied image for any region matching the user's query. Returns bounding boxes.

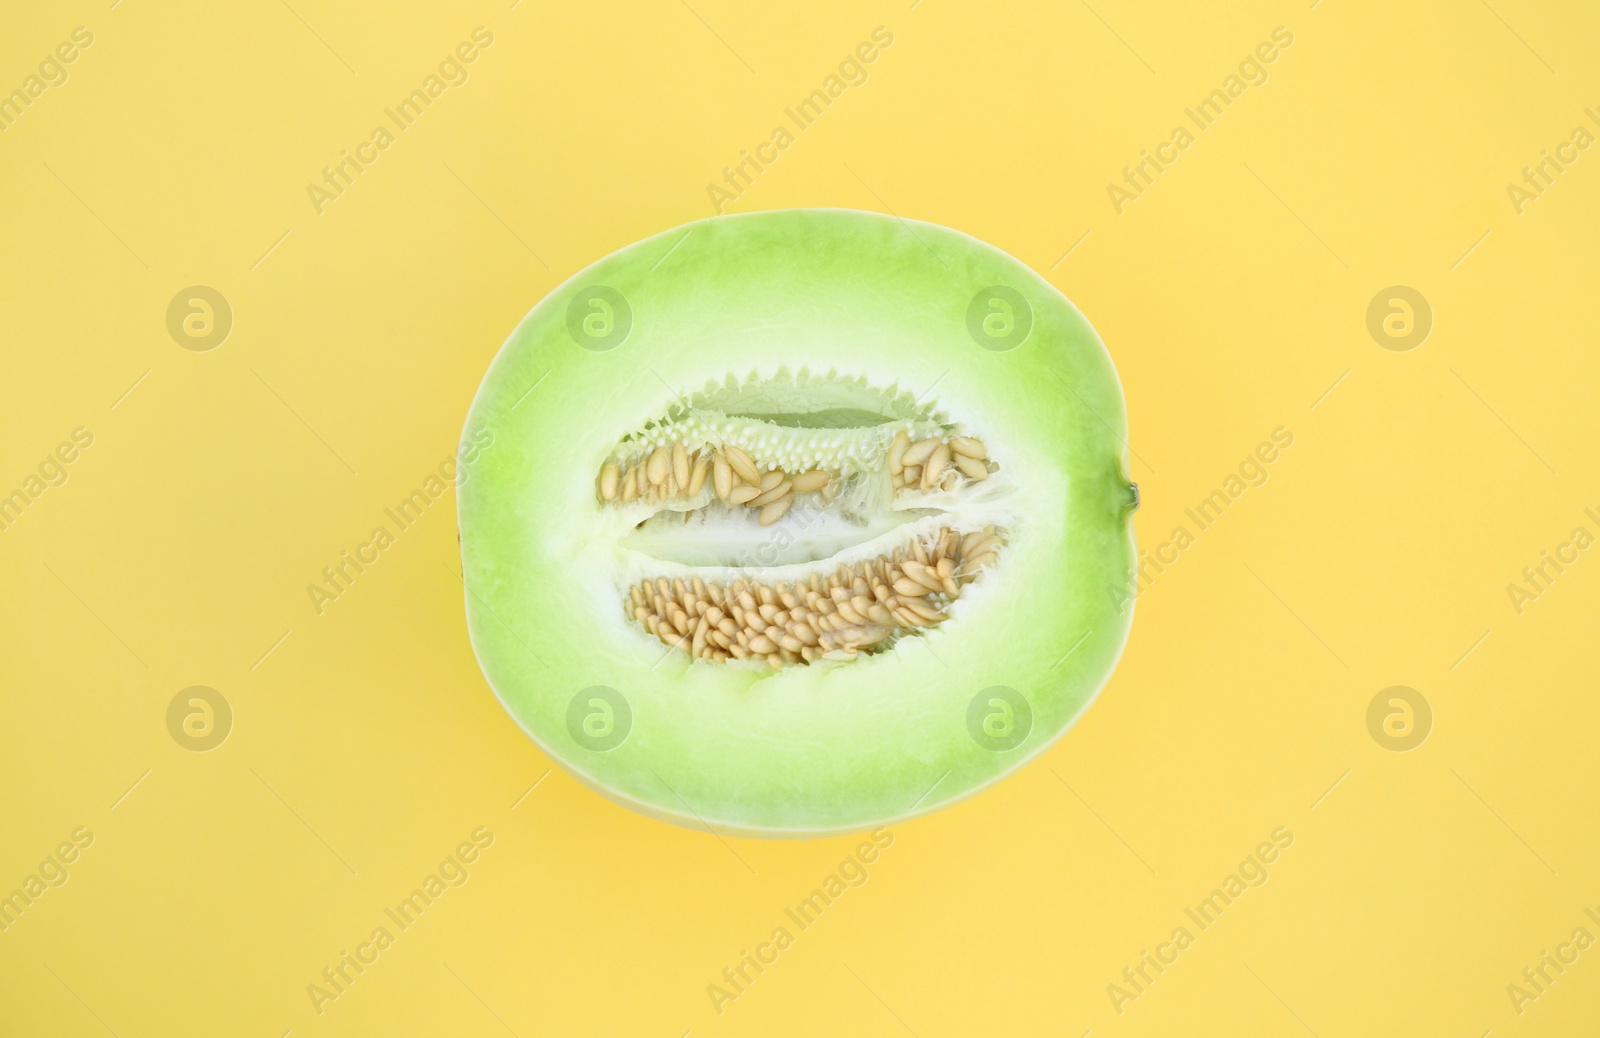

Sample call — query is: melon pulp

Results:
[458,208,1136,837]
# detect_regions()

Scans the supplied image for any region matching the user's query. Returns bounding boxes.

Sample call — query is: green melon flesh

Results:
[458,208,1136,837]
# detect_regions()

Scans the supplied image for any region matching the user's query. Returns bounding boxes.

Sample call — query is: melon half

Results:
[458,208,1136,837]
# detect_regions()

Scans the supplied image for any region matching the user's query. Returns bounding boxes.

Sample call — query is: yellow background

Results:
[3,0,1597,1034]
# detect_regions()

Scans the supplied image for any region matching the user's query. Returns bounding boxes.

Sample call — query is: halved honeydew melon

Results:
[459,208,1136,837]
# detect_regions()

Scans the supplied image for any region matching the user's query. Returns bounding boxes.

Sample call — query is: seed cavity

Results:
[595,383,1005,666]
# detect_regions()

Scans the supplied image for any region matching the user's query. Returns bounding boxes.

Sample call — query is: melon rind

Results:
[459,208,1135,837]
